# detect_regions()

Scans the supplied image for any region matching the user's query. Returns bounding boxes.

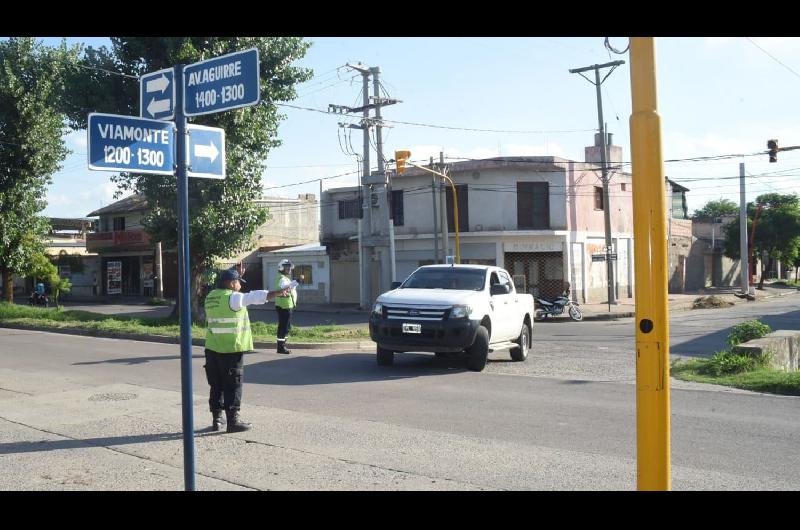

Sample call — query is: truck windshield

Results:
[401,268,486,290]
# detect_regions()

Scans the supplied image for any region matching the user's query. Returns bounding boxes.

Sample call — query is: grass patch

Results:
[671,357,800,396]
[146,297,171,306]
[0,302,369,343]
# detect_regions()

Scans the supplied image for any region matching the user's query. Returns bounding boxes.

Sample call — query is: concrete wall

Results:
[261,250,330,304]
[733,330,800,372]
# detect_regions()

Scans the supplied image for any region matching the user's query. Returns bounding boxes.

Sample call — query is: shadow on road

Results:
[73,354,205,366]
[0,431,184,455]
[245,351,469,386]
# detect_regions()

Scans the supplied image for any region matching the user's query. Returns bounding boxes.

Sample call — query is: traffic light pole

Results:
[175,63,197,491]
[630,37,672,490]
[629,38,671,491]
[400,158,460,264]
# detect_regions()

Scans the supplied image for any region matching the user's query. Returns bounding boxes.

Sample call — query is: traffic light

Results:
[768,139,778,163]
[395,150,411,174]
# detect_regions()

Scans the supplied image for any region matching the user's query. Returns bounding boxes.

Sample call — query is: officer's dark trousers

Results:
[203,349,244,412]
[276,307,292,340]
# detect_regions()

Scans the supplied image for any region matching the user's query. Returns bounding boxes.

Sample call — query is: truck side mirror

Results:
[391,281,402,289]
[490,284,509,296]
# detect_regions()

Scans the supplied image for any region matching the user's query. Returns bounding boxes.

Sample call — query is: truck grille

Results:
[384,306,449,321]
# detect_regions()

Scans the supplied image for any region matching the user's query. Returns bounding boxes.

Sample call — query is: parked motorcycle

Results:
[534,288,582,321]
[29,291,49,307]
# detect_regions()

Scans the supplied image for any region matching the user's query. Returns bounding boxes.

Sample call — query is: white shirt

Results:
[229,290,271,312]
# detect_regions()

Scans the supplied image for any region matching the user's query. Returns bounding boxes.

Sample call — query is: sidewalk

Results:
[579,283,799,320]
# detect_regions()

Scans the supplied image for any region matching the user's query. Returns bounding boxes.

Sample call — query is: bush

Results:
[701,350,768,376]
[727,319,772,346]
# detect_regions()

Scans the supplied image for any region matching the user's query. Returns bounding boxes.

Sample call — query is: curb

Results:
[0,323,372,350]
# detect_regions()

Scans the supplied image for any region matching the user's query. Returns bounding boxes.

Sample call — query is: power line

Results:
[744,37,800,81]
[273,102,596,134]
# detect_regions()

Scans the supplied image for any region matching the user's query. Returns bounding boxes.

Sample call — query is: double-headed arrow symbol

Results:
[194,141,220,163]
[145,74,171,117]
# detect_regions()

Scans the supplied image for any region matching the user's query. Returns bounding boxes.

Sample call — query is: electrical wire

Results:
[273,103,596,135]
[604,37,630,55]
[744,37,800,81]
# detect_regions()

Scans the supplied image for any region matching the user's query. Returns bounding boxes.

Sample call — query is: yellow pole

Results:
[629,37,671,490]
[406,161,461,264]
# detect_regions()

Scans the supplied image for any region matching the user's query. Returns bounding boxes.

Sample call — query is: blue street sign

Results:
[183,48,260,116]
[87,113,174,175]
[140,67,175,120]
[187,124,225,179]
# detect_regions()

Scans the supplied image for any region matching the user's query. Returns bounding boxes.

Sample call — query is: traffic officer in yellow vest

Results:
[204,265,282,433]
[274,259,300,354]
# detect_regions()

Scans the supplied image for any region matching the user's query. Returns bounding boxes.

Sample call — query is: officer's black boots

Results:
[277,341,291,355]
[226,409,252,433]
[211,409,226,431]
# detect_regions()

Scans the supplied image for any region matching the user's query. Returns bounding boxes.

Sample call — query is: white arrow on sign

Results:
[146,98,170,117]
[194,141,220,163]
[146,74,170,93]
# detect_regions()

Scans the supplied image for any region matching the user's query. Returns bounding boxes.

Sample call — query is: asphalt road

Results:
[2,293,799,490]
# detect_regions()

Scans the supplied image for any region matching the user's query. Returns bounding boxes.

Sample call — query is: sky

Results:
[29,37,800,219]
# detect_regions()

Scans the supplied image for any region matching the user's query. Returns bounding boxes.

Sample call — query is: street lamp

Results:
[394,150,461,264]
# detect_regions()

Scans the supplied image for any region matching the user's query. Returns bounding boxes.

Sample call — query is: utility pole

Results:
[330,63,400,307]
[431,156,439,263]
[570,60,625,310]
[439,151,449,261]
[739,163,749,295]
[371,66,392,294]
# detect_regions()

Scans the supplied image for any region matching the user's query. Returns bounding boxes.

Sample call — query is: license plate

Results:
[402,323,421,334]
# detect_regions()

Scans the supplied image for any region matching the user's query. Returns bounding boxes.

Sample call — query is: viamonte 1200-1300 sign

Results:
[87,113,175,175]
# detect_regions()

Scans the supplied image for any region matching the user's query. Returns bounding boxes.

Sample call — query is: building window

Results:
[517,182,550,229]
[594,187,604,211]
[294,265,312,285]
[620,183,627,191]
[113,216,125,231]
[390,190,404,226]
[445,184,469,233]
[338,199,362,219]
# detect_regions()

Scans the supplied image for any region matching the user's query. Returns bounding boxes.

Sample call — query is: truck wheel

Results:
[465,326,489,372]
[510,323,530,362]
[377,346,394,366]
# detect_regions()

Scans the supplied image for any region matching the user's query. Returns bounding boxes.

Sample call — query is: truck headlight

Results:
[372,302,383,316]
[450,305,472,319]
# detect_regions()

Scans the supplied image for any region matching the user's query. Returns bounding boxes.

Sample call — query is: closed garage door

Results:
[330,261,359,303]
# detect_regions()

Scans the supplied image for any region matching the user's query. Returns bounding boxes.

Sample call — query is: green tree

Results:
[692,198,739,220]
[723,193,800,289]
[23,252,71,306]
[0,38,80,302]
[62,38,312,320]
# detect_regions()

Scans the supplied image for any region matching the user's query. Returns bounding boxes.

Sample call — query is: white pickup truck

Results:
[369,264,535,372]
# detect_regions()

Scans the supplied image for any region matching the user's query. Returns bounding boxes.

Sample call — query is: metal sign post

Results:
[174,63,196,492]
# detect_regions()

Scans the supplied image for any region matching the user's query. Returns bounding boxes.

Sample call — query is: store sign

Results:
[107,261,122,295]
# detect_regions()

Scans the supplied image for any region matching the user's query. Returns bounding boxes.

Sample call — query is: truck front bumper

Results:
[369,315,480,353]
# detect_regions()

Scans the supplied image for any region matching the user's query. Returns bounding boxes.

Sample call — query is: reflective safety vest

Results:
[204,289,253,353]
[274,273,296,309]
